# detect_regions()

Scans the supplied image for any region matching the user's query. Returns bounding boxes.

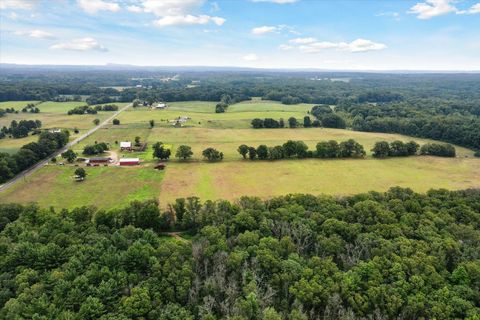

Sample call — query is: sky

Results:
[0,0,479,70]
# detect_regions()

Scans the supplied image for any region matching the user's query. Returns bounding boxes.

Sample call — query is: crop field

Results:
[1,99,478,209]
[0,101,128,153]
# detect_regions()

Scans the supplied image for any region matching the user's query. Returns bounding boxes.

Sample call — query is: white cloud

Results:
[251,0,299,3]
[344,39,387,52]
[126,5,142,13]
[15,30,55,39]
[133,0,226,28]
[285,38,387,53]
[50,37,108,52]
[289,37,317,44]
[278,44,293,50]
[0,0,33,10]
[243,53,259,61]
[141,0,204,16]
[251,26,278,35]
[457,3,480,14]
[376,11,400,20]
[408,0,457,19]
[77,0,120,15]
[154,15,225,27]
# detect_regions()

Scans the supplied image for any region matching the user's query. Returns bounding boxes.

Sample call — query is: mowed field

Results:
[1,99,479,209]
[0,101,129,154]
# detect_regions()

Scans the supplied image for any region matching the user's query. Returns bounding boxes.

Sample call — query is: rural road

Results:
[0,103,132,193]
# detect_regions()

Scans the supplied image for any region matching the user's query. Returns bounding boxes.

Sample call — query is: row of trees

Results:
[67,105,98,115]
[1,187,479,318]
[372,140,420,158]
[372,140,456,158]
[0,119,42,139]
[68,104,118,115]
[0,130,69,182]
[238,139,366,160]
[153,143,223,162]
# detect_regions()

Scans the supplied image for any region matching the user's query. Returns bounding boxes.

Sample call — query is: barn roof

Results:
[119,158,140,162]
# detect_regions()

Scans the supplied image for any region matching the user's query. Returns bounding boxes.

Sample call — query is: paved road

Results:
[0,103,132,193]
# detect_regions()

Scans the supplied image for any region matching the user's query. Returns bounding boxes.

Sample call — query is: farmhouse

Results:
[119,158,140,166]
[120,141,132,151]
[88,157,111,164]
[49,129,61,133]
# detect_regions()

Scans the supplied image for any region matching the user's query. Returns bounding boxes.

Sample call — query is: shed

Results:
[120,141,132,151]
[119,158,140,166]
[88,157,111,164]
[153,103,167,109]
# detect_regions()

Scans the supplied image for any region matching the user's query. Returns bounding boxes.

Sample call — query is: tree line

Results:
[238,139,366,161]
[1,187,479,319]
[67,104,119,115]
[152,143,224,162]
[0,130,69,183]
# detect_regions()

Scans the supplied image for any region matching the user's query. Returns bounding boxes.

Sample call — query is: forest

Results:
[0,187,479,319]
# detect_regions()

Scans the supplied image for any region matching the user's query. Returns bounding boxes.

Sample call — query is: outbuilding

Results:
[88,157,111,164]
[120,141,132,151]
[153,103,167,109]
[119,158,140,166]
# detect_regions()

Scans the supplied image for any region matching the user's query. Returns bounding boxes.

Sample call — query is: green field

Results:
[1,99,478,209]
[117,99,313,129]
[0,165,164,209]
[0,101,128,153]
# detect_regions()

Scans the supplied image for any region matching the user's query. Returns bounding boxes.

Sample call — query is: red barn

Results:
[119,158,140,166]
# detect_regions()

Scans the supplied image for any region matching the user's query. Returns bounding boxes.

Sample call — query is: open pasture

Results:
[117,100,312,129]
[159,156,480,205]
[0,165,165,209]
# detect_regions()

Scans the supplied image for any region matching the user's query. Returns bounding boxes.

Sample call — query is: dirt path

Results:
[107,150,119,164]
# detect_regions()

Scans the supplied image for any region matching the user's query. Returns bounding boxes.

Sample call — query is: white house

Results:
[120,141,132,151]
[153,103,167,109]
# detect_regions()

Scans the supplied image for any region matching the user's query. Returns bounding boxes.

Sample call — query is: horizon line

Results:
[1,63,480,73]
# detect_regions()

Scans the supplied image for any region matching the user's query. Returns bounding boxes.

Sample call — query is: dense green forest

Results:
[1,188,479,319]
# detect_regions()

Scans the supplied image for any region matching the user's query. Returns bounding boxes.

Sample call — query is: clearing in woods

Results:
[0,99,478,209]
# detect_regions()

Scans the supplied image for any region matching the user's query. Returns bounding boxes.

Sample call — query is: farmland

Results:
[1,99,479,209]
[0,101,129,153]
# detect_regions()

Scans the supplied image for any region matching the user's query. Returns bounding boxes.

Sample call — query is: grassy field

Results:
[159,157,480,204]
[0,165,164,209]
[117,99,313,129]
[0,101,128,153]
[1,99,478,209]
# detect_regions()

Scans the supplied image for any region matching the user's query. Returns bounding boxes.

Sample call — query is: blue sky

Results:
[0,0,479,70]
